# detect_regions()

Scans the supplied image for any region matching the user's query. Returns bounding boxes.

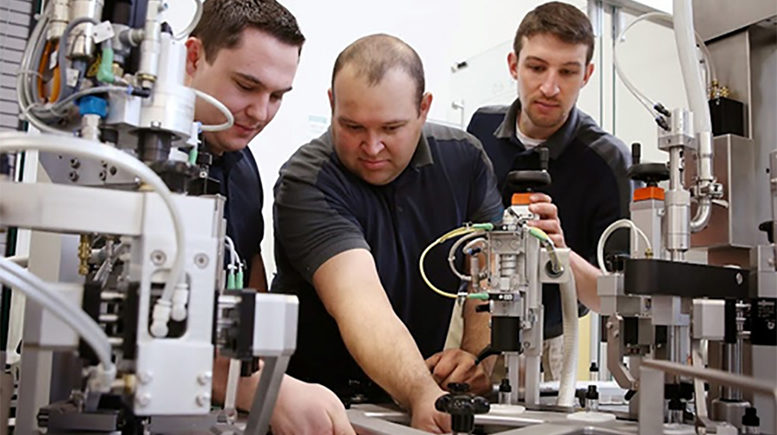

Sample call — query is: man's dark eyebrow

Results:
[524,56,582,68]
[234,72,263,86]
[233,72,293,93]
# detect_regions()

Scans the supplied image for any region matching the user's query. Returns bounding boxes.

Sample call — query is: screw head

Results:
[68,171,79,182]
[137,371,153,385]
[150,250,166,265]
[197,372,212,386]
[136,393,151,407]
[194,253,209,268]
[196,393,211,407]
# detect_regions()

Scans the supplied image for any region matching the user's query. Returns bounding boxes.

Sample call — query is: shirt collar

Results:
[493,98,579,160]
[409,127,434,168]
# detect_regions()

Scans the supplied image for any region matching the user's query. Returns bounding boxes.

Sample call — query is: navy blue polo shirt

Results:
[208,146,264,279]
[468,99,631,338]
[271,123,503,399]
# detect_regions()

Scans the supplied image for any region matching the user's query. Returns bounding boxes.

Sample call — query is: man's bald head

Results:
[331,34,425,111]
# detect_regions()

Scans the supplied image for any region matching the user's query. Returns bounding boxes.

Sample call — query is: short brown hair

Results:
[331,34,425,110]
[191,0,305,63]
[513,2,594,64]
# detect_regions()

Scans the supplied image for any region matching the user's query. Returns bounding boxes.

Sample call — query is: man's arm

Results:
[313,248,450,433]
[247,252,268,292]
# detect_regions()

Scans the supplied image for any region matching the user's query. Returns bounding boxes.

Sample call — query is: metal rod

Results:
[641,359,777,419]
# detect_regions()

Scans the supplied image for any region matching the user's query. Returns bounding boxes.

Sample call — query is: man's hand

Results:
[425,349,491,395]
[270,375,355,435]
[527,193,566,248]
[409,386,452,434]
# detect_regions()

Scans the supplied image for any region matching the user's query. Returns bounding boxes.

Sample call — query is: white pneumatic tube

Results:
[556,271,579,407]
[674,0,714,232]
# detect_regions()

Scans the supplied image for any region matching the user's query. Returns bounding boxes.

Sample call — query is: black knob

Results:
[538,147,549,171]
[632,143,641,166]
[435,384,490,434]
[447,382,470,394]
[586,385,599,400]
[758,220,774,244]
[626,162,669,187]
[503,169,552,194]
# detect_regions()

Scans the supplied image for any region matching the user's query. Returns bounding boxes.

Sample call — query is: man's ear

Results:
[418,92,433,121]
[185,37,205,78]
[508,51,519,80]
[327,88,335,113]
[582,62,594,87]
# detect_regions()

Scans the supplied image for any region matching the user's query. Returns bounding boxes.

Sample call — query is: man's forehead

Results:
[520,34,588,64]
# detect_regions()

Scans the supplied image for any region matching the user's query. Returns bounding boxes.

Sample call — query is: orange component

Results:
[511,193,532,205]
[36,40,62,103]
[633,186,665,202]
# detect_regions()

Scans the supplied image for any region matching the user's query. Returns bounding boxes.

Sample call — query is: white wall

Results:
[164,1,689,277]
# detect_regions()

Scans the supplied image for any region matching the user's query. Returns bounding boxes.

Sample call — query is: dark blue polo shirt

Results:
[468,99,631,338]
[209,147,264,279]
[271,123,503,399]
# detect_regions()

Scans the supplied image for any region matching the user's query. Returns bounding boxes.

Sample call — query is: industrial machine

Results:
[349,0,777,433]
[0,0,297,433]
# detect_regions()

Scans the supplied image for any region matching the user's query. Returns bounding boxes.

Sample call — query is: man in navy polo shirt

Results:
[185,1,354,433]
[272,34,503,433]
[467,2,631,380]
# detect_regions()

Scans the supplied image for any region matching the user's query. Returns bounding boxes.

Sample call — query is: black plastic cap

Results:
[499,378,512,393]
[586,385,599,400]
[589,362,599,372]
[742,407,760,427]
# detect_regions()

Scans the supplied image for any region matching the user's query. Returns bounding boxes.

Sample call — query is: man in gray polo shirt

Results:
[272,34,503,432]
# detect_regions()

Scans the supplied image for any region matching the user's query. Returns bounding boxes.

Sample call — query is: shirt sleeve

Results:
[273,162,370,283]
[467,136,504,223]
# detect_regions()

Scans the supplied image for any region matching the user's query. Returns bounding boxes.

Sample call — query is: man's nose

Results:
[245,94,271,124]
[361,131,385,156]
[540,71,560,98]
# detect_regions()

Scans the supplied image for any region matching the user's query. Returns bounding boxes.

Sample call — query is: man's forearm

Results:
[461,298,495,374]
[570,251,601,312]
[339,309,440,408]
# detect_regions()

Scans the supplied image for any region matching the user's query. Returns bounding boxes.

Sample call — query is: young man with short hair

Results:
[185,1,354,433]
[467,1,631,380]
